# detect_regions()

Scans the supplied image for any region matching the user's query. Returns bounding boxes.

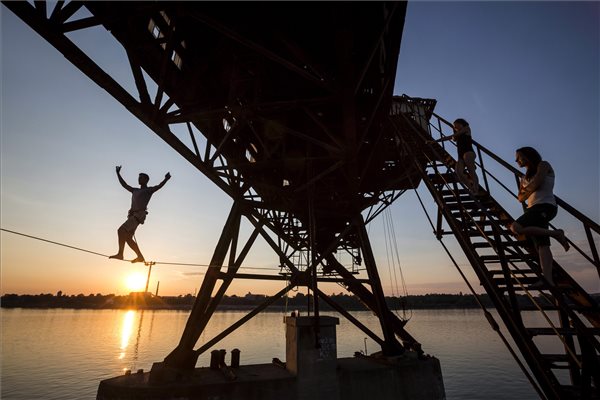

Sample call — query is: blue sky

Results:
[1,2,598,296]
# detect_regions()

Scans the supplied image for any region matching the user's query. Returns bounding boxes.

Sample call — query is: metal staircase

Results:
[392,95,600,399]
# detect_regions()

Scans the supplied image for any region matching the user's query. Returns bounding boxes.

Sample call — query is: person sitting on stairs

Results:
[109,166,171,263]
[510,147,569,288]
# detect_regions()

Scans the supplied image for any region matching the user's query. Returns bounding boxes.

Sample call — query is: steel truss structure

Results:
[5,2,600,398]
[3,0,419,367]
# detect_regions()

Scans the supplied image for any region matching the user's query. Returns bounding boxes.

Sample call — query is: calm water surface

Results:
[2,308,548,399]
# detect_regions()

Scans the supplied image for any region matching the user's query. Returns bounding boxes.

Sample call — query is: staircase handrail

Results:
[394,94,600,282]
[394,96,600,399]
[429,110,600,234]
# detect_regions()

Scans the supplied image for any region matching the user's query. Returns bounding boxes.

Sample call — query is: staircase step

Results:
[527,327,600,336]
[442,190,491,200]
[449,207,506,216]
[448,211,489,221]
[542,354,582,365]
[428,173,459,185]
[452,215,501,225]
[446,202,491,211]
[466,229,513,237]
[440,189,471,197]
[556,385,594,399]
[488,268,537,275]
[546,363,576,370]
[453,217,512,227]
[492,276,539,286]
[481,254,537,263]
[448,205,500,213]
[494,283,588,294]
[520,303,596,312]
[472,240,529,249]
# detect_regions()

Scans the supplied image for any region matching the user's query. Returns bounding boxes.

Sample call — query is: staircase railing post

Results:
[584,225,600,280]
[476,146,490,194]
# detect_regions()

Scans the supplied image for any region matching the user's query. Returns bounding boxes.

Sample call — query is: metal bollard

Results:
[210,349,220,369]
[231,348,240,368]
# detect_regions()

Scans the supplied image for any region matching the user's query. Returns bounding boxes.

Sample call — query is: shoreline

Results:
[1,291,574,311]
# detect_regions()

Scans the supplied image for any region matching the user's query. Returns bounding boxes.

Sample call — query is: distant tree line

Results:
[0,291,566,311]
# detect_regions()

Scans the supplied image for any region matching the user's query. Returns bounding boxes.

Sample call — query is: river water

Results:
[2,308,546,399]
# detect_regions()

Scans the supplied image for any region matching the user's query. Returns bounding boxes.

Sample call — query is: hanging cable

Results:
[383,207,411,321]
[382,209,403,319]
[382,210,397,299]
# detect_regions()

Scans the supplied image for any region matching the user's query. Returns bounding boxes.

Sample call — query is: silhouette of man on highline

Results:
[109,166,171,263]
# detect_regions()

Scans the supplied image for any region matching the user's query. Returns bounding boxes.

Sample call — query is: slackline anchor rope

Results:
[0,228,276,271]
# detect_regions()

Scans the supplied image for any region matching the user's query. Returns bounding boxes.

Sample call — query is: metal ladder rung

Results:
[446,202,490,211]
[487,268,537,275]
[520,303,596,312]
[557,386,590,398]
[472,240,529,249]
[427,173,459,185]
[542,354,582,364]
[492,275,539,284]
[466,229,513,237]
[527,327,600,336]
[439,189,472,197]
[481,254,537,262]
[454,218,512,227]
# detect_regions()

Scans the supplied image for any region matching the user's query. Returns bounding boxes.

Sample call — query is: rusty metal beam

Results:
[217,272,368,284]
[356,215,404,355]
[2,1,236,199]
[190,11,331,91]
[316,288,385,347]
[164,202,242,368]
[126,49,152,106]
[354,2,400,95]
[62,16,101,32]
[194,279,299,357]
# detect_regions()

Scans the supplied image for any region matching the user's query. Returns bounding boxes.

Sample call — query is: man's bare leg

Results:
[109,227,127,260]
[126,236,145,263]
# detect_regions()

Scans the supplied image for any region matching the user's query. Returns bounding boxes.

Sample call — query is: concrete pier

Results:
[97,316,445,400]
[285,316,340,399]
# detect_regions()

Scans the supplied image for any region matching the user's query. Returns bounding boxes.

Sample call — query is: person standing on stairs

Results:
[429,118,479,195]
[109,166,171,263]
[510,147,570,288]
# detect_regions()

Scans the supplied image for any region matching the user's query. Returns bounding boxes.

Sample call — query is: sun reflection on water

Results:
[118,310,136,359]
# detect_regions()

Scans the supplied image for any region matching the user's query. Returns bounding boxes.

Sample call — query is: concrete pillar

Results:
[285,316,340,400]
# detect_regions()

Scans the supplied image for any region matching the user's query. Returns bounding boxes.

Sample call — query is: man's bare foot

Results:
[556,229,570,251]
[109,254,123,260]
[131,256,145,263]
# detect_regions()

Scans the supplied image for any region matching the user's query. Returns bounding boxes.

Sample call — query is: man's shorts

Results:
[119,210,148,233]
[515,203,557,247]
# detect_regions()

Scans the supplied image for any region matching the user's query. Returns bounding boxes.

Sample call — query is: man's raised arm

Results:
[116,166,134,192]
[153,172,172,192]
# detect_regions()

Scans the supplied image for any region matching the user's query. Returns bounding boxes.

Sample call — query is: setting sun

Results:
[125,272,147,292]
